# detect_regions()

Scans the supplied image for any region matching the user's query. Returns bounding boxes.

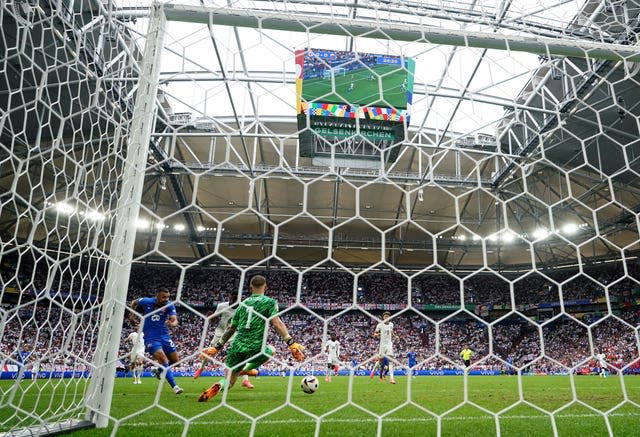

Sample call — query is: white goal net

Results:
[1,0,640,436]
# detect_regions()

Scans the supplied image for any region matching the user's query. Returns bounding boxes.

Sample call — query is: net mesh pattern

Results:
[1,1,640,436]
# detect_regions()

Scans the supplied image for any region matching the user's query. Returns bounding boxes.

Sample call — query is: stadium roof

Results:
[2,0,640,272]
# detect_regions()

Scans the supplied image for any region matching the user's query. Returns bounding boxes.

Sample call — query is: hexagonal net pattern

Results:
[2,1,640,436]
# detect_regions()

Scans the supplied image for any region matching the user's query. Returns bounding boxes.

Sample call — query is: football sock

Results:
[161,362,176,388]
[218,378,227,391]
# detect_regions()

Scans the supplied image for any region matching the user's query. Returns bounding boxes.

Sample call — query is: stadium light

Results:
[502,232,515,243]
[458,235,466,241]
[135,219,149,229]
[472,234,481,241]
[562,223,578,234]
[55,202,75,215]
[86,210,105,221]
[488,234,498,242]
[532,228,549,240]
[154,222,165,230]
[174,224,186,231]
[197,225,205,231]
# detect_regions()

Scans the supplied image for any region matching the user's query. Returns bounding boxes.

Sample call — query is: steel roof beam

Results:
[162,4,640,62]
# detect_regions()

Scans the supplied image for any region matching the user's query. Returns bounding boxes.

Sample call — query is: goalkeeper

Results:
[198,275,305,402]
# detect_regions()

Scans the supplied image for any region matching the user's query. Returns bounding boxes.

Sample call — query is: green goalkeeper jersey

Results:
[230,293,279,352]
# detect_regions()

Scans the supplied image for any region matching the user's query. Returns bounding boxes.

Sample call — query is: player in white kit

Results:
[324,334,341,382]
[193,291,255,389]
[126,331,145,384]
[596,352,608,378]
[370,311,396,384]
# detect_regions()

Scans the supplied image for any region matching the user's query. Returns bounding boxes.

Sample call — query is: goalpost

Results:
[322,67,346,80]
[1,1,639,436]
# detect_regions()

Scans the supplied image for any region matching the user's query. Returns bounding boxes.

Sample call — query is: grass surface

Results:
[302,64,408,108]
[2,375,640,436]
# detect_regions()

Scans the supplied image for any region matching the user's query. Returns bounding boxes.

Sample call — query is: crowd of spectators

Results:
[123,263,640,309]
[2,300,638,375]
[2,259,640,375]
[3,255,640,311]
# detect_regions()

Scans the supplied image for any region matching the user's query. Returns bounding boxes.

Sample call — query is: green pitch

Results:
[2,375,640,436]
[302,64,408,109]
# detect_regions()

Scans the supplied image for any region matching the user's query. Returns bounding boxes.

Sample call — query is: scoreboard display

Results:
[295,48,415,165]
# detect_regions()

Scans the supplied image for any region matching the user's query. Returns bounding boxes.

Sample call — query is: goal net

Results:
[1,0,640,436]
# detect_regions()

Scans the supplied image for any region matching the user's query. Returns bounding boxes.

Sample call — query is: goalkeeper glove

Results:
[200,344,222,361]
[284,336,305,361]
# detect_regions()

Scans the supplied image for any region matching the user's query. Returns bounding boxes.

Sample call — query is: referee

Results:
[460,345,473,368]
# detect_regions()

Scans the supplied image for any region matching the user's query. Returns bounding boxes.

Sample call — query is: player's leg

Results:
[381,345,396,384]
[326,363,332,382]
[199,348,256,401]
[195,334,222,379]
[151,348,168,380]
[193,355,207,379]
[135,357,143,383]
[370,355,381,378]
[240,374,253,389]
[370,361,378,378]
[149,339,182,394]
[239,346,273,373]
[388,355,396,384]
[130,353,137,383]
[199,366,232,402]
[236,348,271,389]
[164,348,183,393]
[146,340,164,380]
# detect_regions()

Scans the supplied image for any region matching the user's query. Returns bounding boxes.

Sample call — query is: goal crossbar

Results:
[162,3,640,62]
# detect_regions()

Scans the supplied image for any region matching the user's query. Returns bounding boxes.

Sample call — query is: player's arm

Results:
[373,325,380,337]
[166,315,178,327]
[166,303,178,327]
[271,316,305,361]
[129,299,140,327]
[201,324,237,359]
[213,324,237,349]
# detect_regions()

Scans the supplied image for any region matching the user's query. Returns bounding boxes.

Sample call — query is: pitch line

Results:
[119,412,640,427]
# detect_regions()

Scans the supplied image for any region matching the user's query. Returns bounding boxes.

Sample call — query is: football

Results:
[300,375,319,394]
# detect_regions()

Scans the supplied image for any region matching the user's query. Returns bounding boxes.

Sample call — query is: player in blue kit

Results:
[130,287,183,394]
[407,351,417,378]
[379,356,390,380]
[15,345,32,382]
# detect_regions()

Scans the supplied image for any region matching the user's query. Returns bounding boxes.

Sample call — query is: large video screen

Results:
[295,48,415,116]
